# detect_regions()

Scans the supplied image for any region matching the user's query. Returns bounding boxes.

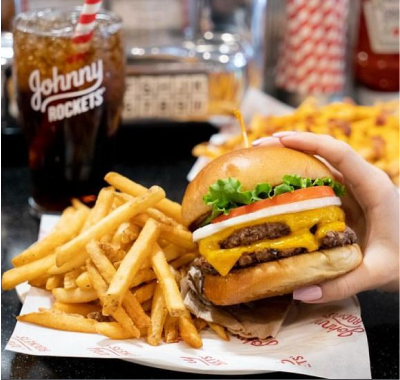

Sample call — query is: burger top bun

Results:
[182,146,333,229]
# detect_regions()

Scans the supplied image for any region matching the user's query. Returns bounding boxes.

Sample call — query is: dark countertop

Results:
[1,125,399,379]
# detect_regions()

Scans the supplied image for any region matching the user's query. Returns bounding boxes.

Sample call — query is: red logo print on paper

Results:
[181,355,227,367]
[8,336,50,352]
[314,312,365,337]
[281,355,311,368]
[88,345,136,357]
[237,336,279,347]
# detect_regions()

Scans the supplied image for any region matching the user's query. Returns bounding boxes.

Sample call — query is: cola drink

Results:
[13,8,125,215]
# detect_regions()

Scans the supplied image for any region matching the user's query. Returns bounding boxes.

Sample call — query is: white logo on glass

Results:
[29,59,105,121]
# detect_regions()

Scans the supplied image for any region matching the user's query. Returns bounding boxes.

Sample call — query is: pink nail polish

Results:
[293,286,322,301]
[272,131,298,137]
[252,136,279,146]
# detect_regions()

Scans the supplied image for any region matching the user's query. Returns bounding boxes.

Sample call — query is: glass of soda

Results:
[13,8,125,216]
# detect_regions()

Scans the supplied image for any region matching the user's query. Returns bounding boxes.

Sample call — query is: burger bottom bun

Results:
[203,244,362,306]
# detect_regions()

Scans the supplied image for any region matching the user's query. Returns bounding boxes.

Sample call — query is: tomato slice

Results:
[212,186,336,224]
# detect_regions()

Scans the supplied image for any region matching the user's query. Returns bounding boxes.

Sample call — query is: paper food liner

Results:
[181,266,292,339]
[6,216,372,379]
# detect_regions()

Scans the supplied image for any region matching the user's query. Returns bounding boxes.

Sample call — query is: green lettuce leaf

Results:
[201,175,346,225]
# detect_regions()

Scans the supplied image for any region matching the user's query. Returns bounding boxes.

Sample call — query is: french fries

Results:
[192,98,400,185]
[178,309,203,349]
[164,315,179,343]
[11,207,88,267]
[151,244,186,317]
[208,322,230,341]
[52,302,101,316]
[103,218,160,315]
[3,171,216,348]
[86,241,151,328]
[105,172,182,223]
[52,287,98,303]
[2,254,56,290]
[86,260,140,339]
[95,322,133,340]
[55,186,165,267]
[17,309,97,334]
[147,283,168,346]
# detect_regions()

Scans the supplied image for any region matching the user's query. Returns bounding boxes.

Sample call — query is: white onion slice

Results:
[192,197,342,242]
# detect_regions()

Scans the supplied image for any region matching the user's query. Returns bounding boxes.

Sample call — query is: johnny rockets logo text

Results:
[8,336,50,353]
[237,336,279,346]
[29,59,105,122]
[314,312,365,337]
[87,345,136,357]
[181,356,227,367]
[281,355,312,368]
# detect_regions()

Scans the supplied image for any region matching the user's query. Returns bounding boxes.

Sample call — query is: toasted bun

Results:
[203,244,362,305]
[182,147,333,229]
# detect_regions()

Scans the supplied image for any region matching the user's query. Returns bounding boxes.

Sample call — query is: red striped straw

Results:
[72,0,103,45]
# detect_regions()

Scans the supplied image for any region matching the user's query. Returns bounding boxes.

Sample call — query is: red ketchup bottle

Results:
[354,0,399,92]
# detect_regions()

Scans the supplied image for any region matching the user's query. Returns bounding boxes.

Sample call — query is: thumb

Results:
[292,254,390,303]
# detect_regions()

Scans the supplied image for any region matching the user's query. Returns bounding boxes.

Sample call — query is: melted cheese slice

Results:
[198,206,346,276]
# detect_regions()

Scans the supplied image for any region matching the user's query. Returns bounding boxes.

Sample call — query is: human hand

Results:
[253,132,399,303]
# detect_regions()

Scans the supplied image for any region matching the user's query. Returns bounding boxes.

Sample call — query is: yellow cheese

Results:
[198,206,346,276]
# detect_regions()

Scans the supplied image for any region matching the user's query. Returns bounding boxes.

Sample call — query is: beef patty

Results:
[219,222,290,249]
[195,226,357,276]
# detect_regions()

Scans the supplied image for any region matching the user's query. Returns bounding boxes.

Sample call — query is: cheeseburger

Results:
[182,146,362,306]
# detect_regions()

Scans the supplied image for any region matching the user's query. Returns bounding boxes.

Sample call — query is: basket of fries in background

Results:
[192,98,400,185]
[1,172,235,348]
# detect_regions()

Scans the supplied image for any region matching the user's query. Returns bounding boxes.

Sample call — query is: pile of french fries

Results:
[193,98,400,185]
[1,172,230,347]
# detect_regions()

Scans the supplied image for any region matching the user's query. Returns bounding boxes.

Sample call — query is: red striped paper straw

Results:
[72,0,103,45]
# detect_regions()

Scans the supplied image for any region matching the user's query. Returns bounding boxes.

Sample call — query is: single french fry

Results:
[147,283,168,346]
[52,302,101,316]
[105,172,182,223]
[133,214,195,250]
[86,241,151,328]
[194,318,208,332]
[140,243,184,270]
[46,275,63,290]
[129,268,156,288]
[158,223,196,251]
[86,259,140,338]
[178,310,203,349]
[103,218,160,314]
[2,254,55,290]
[55,186,165,267]
[75,271,92,289]
[71,198,90,211]
[207,322,230,341]
[17,309,97,333]
[52,206,76,230]
[47,251,88,275]
[170,253,198,270]
[133,282,156,304]
[111,222,136,246]
[151,244,186,317]
[81,187,115,232]
[63,268,82,289]
[52,287,98,303]
[115,192,186,230]
[12,207,89,267]
[28,275,49,288]
[164,314,179,343]
[96,322,133,339]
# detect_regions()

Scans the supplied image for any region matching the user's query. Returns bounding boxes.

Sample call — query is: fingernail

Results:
[252,136,279,146]
[293,285,322,301]
[272,131,298,137]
